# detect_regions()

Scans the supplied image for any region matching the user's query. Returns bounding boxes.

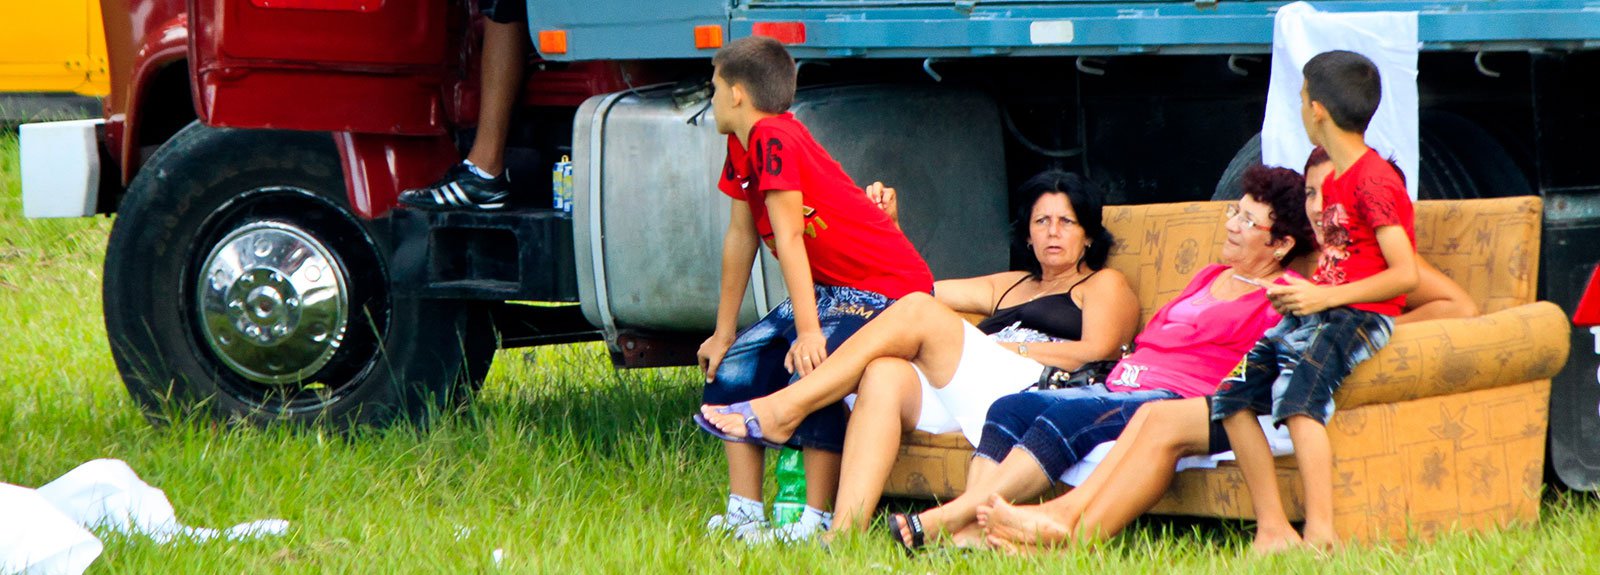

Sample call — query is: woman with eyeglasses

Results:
[975,148,1478,553]
[883,165,1318,552]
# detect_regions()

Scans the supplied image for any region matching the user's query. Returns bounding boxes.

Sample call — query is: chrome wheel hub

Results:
[197,221,349,385]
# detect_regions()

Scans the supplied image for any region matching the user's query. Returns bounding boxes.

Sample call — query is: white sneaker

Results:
[743,509,831,545]
[706,512,768,540]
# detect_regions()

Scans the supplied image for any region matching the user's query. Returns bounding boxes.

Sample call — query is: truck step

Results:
[387,207,578,302]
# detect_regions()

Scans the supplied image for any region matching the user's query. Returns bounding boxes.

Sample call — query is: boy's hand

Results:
[785,331,829,377]
[698,332,736,383]
[1267,276,1336,316]
[865,181,899,224]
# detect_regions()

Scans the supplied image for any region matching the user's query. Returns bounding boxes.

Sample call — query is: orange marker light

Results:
[695,25,724,49]
[752,22,806,44]
[538,30,568,55]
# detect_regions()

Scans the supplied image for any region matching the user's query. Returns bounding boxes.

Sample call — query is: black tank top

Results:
[975,272,1095,341]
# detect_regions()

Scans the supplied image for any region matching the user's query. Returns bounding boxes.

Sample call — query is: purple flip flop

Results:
[692,402,787,449]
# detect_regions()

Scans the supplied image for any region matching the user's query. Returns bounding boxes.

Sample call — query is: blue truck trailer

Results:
[523,0,1600,491]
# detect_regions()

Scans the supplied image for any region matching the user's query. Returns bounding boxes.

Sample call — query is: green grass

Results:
[3,131,1599,573]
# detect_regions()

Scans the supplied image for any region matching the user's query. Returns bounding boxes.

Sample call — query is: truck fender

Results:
[117,14,188,185]
[333,131,457,220]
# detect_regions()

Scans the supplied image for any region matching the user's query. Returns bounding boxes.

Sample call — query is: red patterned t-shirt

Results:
[1312,148,1415,316]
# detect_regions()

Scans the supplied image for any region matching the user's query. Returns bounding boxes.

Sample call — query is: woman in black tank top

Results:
[697,171,1142,538]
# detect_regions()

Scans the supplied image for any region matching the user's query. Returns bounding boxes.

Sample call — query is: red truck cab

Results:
[22,0,632,427]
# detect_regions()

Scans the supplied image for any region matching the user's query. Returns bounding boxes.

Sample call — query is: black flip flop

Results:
[887,512,926,557]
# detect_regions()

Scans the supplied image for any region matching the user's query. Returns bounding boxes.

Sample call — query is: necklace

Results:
[1030,271,1085,302]
[1215,267,1280,300]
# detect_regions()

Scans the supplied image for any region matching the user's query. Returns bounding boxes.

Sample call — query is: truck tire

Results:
[104,122,495,428]
[1213,111,1531,201]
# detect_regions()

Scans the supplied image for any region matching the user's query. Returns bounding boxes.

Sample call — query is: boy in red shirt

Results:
[1210,50,1418,552]
[691,36,934,541]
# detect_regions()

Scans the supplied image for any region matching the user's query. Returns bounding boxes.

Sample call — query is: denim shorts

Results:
[974,384,1183,483]
[1210,307,1394,427]
[480,0,527,24]
[702,285,895,453]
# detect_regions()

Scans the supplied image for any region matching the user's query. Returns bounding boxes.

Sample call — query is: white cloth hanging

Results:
[1261,1,1420,198]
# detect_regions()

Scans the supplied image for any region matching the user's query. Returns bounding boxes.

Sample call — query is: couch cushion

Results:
[1413,197,1542,313]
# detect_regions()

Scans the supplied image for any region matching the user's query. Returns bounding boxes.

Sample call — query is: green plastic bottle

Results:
[772,447,806,526]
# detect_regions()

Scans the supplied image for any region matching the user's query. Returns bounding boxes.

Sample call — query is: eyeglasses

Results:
[1225,203,1272,232]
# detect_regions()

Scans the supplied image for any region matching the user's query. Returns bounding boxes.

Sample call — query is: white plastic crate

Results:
[20,118,104,219]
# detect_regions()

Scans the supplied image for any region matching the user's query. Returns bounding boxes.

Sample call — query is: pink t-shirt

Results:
[1103,264,1293,398]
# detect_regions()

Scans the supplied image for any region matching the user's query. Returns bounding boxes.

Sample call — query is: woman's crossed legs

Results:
[700,292,969,448]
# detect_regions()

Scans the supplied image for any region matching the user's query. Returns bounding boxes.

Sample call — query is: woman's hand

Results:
[865,181,899,225]
[786,330,829,377]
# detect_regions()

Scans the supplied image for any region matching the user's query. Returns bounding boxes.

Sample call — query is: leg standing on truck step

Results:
[398,0,527,211]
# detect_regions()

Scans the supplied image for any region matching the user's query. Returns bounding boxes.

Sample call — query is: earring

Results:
[1273,250,1285,259]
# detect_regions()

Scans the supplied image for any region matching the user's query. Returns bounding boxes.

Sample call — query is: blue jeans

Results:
[702,285,894,452]
[975,384,1183,483]
[1210,307,1394,426]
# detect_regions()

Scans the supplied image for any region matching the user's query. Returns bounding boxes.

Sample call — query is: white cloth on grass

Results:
[0,483,101,575]
[1261,1,1419,198]
[1057,414,1295,486]
[1,459,289,575]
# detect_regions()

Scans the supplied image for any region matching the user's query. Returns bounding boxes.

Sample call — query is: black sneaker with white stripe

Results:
[398,163,511,211]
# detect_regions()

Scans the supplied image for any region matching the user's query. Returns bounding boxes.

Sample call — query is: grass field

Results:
[2,131,1597,573]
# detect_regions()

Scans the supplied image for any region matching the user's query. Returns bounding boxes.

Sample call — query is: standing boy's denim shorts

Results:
[702,285,895,453]
[1210,307,1394,426]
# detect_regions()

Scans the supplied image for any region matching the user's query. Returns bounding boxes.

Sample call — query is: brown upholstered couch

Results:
[883,197,1571,544]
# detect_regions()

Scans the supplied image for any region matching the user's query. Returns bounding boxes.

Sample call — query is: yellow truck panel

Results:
[0,1,109,96]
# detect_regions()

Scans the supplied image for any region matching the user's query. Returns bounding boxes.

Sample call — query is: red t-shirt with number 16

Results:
[718,112,933,300]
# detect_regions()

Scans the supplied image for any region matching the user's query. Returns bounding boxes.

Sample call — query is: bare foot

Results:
[699,398,797,444]
[986,534,1034,556]
[981,496,1072,550]
[1250,524,1306,555]
[948,522,986,549]
[1300,523,1340,554]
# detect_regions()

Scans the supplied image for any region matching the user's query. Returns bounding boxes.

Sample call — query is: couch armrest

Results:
[1334,301,1570,410]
